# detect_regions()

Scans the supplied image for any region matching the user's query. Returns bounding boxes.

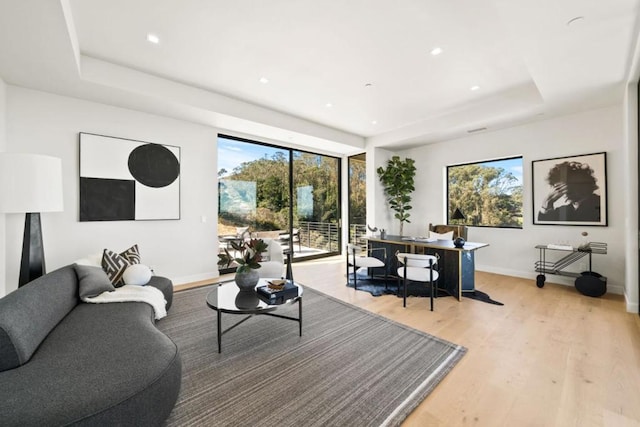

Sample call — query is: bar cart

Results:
[534,242,607,295]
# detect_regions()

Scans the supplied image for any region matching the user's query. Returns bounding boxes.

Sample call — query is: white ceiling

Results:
[0,0,639,154]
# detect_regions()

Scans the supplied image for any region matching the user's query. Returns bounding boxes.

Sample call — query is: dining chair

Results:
[396,252,440,311]
[256,238,285,279]
[346,244,387,290]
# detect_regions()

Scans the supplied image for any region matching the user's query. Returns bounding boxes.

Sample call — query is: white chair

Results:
[257,238,285,279]
[396,252,440,311]
[346,244,387,290]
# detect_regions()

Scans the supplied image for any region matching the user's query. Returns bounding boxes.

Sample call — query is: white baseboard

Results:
[171,271,219,286]
[625,292,639,313]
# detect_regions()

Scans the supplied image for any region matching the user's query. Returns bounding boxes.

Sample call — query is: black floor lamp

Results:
[0,153,63,287]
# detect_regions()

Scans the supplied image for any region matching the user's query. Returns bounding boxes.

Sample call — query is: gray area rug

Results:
[158,284,466,426]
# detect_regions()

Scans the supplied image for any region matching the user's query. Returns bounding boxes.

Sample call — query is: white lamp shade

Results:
[0,153,64,213]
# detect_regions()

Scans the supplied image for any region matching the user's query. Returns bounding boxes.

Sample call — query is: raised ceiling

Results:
[0,0,638,154]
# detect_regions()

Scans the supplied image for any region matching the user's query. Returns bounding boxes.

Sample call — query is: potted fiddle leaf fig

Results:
[376,156,416,236]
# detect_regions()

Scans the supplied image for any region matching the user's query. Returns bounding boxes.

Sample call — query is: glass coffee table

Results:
[206,278,303,353]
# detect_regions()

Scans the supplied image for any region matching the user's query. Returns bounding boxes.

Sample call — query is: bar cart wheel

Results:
[536,274,546,288]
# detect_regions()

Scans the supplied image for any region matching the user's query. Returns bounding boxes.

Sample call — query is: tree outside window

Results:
[447,156,523,228]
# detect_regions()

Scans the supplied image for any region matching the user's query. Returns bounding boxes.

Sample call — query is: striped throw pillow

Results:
[101,244,141,286]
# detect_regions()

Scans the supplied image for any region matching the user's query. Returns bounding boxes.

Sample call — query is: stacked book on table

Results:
[256,280,299,305]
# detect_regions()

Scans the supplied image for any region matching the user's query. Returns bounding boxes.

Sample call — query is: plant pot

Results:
[235,269,260,292]
[235,291,260,309]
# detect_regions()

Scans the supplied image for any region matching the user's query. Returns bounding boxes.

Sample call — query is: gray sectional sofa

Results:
[0,265,181,426]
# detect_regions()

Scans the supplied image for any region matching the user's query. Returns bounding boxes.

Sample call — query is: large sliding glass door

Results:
[292,150,341,255]
[218,137,290,235]
[348,153,367,247]
[218,135,341,272]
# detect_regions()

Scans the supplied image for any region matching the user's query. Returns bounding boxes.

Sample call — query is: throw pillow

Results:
[73,252,102,267]
[428,230,454,240]
[123,264,153,286]
[74,264,115,299]
[102,244,141,286]
[121,244,141,264]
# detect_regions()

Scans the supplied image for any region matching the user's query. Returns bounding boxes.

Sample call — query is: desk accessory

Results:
[257,281,299,304]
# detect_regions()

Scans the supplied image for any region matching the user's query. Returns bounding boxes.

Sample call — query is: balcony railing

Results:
[295,222,368,253]
[349,224,367,250]
[297,221,340,253]
[220,221,368,258]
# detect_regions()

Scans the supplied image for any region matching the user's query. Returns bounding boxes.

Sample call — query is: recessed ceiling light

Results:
[470,85,480,91]
[259,77,269,84]
[430,47,443,56]
[325,102,333,108]
[146,33,160,44]
[371,120,378,125]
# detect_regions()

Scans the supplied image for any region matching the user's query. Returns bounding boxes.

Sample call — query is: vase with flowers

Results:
[218,237,268,291]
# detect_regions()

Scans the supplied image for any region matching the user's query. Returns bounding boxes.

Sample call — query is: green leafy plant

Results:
[217,238,268,274]
[376,156,416,236]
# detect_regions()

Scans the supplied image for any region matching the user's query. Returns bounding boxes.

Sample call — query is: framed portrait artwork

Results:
[532,152,607,226]
[79,132,181,221]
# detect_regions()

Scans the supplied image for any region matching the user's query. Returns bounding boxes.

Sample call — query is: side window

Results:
[447,156,523,228]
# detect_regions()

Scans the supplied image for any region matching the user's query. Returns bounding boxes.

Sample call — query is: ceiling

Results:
[0,0,639,154]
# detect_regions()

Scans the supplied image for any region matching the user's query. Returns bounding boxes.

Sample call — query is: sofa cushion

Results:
[0,266,78,372]
[74,252,103,267]
[148,275,174,310]
[0,302,181,426]
[74,264,115,299]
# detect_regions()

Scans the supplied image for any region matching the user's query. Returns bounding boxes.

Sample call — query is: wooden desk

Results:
[367,235,489,300]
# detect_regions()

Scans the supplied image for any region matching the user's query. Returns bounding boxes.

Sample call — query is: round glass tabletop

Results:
[206,278,303,314]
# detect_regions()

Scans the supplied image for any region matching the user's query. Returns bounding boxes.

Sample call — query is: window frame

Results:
[446,155,524,229]
[217,133,343,260]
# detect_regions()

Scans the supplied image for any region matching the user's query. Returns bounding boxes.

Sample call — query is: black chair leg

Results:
[403,279,407,308]
[346,260,350,286]
[430,280,434,311]
[354,267,358,290]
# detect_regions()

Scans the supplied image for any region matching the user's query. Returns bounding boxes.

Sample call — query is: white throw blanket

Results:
[82,285,167,320]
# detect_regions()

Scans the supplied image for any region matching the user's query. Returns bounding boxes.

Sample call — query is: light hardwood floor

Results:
[179,257,640,426]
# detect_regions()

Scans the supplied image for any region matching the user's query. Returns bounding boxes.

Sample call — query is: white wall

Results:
[0,78,6,297]
[367,146,394,232]
[374,106,626,295]
[623,81,639,312]
[4,86,219,293]
[3,84,632,305]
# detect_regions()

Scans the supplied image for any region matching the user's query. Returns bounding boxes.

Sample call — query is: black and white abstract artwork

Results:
[79,133,180,221]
